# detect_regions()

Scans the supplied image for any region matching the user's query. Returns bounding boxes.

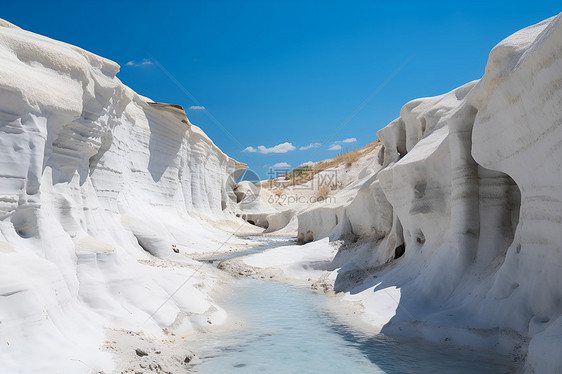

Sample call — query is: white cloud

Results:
[188,105,205,110]
[258,142,296,154]
[328,137,356,151]
[299,161,316,167]
[299,142,321,151]
[272,162,291,168]
[243,142,296,154]
[333,137,357,144]
[125,58,153,67]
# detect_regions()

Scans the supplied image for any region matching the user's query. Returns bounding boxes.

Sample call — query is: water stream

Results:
[192,237,519,373]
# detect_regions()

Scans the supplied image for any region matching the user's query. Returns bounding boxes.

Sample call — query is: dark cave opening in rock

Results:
[394,244,405,259]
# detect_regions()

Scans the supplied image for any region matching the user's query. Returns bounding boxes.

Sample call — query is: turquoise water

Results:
[192,279,518,374]
[193,237,519,373]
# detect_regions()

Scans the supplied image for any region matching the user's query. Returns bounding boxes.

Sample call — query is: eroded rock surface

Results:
[296,14,562,373]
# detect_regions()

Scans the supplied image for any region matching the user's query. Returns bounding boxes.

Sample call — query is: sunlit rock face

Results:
[0,19,243,372]
[297,14,562,372]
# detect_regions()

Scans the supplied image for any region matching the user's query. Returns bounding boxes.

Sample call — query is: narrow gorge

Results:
[0,11,561,374]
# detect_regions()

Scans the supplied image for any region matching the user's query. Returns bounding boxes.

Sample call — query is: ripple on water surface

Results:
[191,278,519,374]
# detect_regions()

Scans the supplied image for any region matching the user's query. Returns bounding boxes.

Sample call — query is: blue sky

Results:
[3,1,560,178]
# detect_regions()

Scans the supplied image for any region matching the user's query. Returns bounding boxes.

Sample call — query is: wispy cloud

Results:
[335,137,357,144]
[242,142,296,154]
[328,137,356,151]
[125,58,153,67]
[188,105,205,110]
[299,161,316,167]
[299,142,321,151]
[272,162,291,168]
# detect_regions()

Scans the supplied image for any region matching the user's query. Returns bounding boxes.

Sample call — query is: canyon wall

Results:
[297,14,562,373]
[0,20,243,372]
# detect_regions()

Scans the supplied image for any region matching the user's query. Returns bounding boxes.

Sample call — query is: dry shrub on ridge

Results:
[316,184,331,200]
[258,139,382,191]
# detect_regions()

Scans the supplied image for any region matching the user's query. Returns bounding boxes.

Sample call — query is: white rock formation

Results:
[242,141,383,236]
[0,19,245,372]
[296,14,562,372]
[2,11,562,373]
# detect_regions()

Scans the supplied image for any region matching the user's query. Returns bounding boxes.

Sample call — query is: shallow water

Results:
[193,238,519,374]
[199,236,296,264]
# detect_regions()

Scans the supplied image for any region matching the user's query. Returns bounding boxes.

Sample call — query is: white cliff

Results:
[291,14,562,373]
[2,11,562,374]
[0,19,245,372]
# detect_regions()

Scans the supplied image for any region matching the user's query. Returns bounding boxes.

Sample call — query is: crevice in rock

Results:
[135,237,154,256]
[389,215,405,261]
[475,166,521,262]
[89,131,113,175]
[394,244,405,259]
[377,145,385,165]
[419,116,427,136]
[416,230,425,244]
